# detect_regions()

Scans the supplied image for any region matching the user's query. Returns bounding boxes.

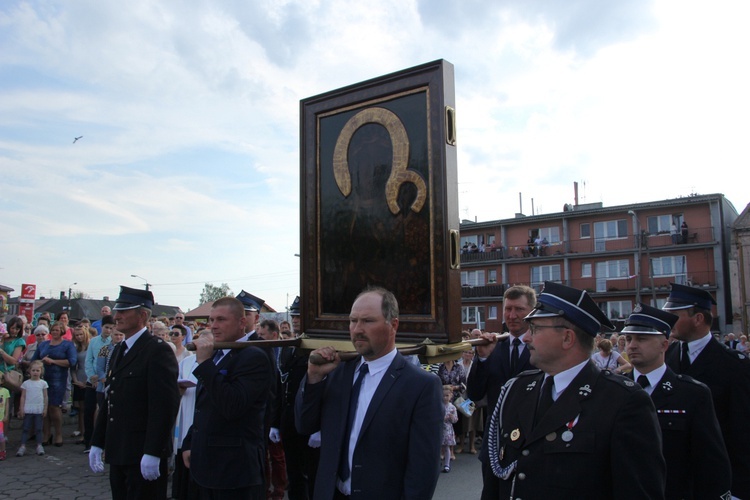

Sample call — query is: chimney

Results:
[574,182,579,206]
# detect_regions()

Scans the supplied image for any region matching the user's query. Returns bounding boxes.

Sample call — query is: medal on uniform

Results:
[545,432,556,441]
[562,415,579,442]
[510,428,521,441]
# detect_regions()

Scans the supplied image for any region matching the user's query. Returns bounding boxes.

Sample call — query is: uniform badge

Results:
[661,381,673,391]
[578,384,592,396]
[510,429,521,441]
[526,380,537,391]
[739,353,746,360]
[545,432,556,441]
[624,380,634,387]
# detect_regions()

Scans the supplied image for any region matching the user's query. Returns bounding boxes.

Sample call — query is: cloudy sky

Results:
[1,0,748,314]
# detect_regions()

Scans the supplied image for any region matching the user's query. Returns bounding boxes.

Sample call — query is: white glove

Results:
[89,446,105,473]
[308,431,321,448]
[140,454,161,481]
[269,427,281,444]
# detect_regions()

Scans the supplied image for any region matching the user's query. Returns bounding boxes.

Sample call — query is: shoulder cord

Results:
[488,376,520,480]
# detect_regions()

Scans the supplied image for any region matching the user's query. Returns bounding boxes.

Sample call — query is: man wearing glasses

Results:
[486,281,666,499]
[173,313,192,345]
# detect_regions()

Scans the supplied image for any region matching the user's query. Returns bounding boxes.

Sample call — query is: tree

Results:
[199,283,233,305]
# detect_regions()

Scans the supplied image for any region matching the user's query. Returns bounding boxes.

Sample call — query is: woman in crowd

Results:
[70,324,90,443]
[738,335,748,353]
[56,312,74,341]
[32,322,76,446]
[591,338,632,374]
[437,357,465,458]
[170,325,192,363]
[20,326,48,372]
[455,348,479,454]
[1,316,26,375]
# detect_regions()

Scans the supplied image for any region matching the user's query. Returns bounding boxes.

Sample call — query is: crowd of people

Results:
[2,280,750,499]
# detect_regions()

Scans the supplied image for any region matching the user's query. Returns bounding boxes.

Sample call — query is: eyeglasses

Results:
[35,332,47,336]
[528,324,568,335]
[169,332,182,337]
[175,317,184,320]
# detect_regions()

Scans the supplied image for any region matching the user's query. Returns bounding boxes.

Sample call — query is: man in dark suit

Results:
[279,296,320,500]
[296,287,443,499]
[487,282,666,499]
[724,333,739,349]
[664,283,750,498]
[624,303,731,499]
[466,285,536,500]
[182,296,271,499]
[89,286,180,500]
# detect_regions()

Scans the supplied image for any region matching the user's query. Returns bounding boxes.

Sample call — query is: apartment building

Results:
[459,193,738,334]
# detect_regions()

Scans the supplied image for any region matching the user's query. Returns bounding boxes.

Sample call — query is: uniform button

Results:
[517,472,526,480]
[110,418,114,421]
[521,449,530,456]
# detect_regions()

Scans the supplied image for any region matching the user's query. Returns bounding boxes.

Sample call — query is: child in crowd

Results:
[17,360,48,457]
[441,386,458,473]
[0,384,9,460]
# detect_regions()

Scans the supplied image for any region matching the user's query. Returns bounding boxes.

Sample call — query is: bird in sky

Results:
[73,136,83,143]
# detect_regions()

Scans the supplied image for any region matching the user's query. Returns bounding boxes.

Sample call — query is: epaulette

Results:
[675,373,708,388]
[601,370,641,391]
[516,368,542,378]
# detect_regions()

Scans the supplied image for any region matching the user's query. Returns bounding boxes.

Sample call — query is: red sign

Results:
[19,283,36,323]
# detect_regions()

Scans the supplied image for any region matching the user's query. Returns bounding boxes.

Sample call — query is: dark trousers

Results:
[197,484,265,500]
[83,385,98,448]
[480,459,500,500]
[282,422,320,500]
[109,459,169,500]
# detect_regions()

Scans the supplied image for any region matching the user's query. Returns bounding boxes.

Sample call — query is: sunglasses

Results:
[169,332,182,337]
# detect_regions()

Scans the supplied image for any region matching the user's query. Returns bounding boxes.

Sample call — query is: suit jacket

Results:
[248,331,280,428]
[295,352,443,500]
[466,334,533,464]
[278,345,310,437]
[182,345,271,490]
[629,367,731,499]
[491,362,665,499]
[91,332,180,464]
[666,338,750,498]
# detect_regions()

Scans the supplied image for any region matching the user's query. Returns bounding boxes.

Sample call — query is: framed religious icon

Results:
[299,59,461,344]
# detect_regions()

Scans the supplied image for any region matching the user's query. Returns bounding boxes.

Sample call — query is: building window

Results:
[581,263,592,278]
[647,215,673,235]
[488,305,498,319]
[461,270,485,287]
[599,300,633,320]
[486,234,496,246]
[595,259,630,292]
[462,306,485,329]
[531,264,561,290]
[651,255,687,284]
[461,235,478,248]
[594,220,628,251]
[488,270,497,283]
[581,223,591,239]
[538,227,561,243]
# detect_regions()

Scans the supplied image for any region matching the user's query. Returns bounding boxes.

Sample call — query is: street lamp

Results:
[130,274,151,291]
[67,282,77,313]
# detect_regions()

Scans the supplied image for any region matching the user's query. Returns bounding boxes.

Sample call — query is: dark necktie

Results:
[338,363,369,482]
[510,337,521,375]
[637,375,650,389]
[679,342,691,372]
[213,349,224,365]
[113,343,127,370]
[534,376,554,426]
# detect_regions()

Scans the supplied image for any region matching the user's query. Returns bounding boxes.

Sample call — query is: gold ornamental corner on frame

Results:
[332,107,427,215]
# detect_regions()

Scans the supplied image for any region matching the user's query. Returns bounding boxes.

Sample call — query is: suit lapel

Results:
[527,362,598,444]
[650,367,677,409]
[112,331,150,375]
[357,354,404,442]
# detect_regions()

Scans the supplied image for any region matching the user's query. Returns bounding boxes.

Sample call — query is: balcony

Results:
[460,226,716,265]
[461,283,507,298]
